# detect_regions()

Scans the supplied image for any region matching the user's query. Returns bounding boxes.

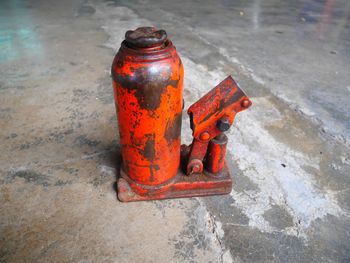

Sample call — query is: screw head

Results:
[187,159,203,175]
[191,164,201,173]
[217,118,230,132]
[241,99,251,108]
[200,132,210,141]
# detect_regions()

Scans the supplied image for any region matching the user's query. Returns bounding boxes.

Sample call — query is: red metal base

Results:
[117,165,232,202]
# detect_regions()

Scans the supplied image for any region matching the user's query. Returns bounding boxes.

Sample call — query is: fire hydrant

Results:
[111,27,251,202]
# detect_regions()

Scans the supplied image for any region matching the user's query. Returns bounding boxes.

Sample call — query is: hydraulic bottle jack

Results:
[111,27,252,202]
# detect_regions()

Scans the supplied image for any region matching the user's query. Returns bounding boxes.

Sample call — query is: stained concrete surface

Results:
[0,0,349,262]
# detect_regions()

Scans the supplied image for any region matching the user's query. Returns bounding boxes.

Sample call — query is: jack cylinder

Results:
[111,27,184,186]
[205,134,228,174]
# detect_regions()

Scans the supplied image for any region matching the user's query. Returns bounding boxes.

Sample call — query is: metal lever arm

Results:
[186,75,252,175]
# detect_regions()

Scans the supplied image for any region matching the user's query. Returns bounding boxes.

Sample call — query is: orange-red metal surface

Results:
[112,28,184,186]
[112,27,252,202]
[117,169,232,201]
[205,134,228,174]
[186,76,252,174]
[117,146,232,202]
[187,76,251,140]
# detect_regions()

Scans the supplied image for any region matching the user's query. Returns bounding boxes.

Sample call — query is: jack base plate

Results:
[117,165,232,202]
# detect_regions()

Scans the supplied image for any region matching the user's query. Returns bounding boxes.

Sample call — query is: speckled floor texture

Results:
[1,0,349,262]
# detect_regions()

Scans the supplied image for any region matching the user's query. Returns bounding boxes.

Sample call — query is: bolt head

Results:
[200,132,210,141]
[191,164,201,173]
[217,118,230,132]
[241,99,251,108]
[187,159,203,175]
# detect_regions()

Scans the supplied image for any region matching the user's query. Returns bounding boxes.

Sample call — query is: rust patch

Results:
[142,134,156,162]
[200,87,244,124]
[164,113,182,144]
[116,67,179,111]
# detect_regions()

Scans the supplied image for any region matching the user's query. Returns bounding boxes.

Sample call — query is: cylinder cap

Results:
[125,27,167,48]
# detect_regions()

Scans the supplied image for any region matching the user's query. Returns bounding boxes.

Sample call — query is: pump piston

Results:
[111,27,251,202]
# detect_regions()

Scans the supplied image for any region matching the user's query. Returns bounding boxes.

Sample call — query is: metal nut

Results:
[200,132,210,141]
[216,118,230,132]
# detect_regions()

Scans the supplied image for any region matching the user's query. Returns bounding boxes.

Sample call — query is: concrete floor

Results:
[1,0,349,262]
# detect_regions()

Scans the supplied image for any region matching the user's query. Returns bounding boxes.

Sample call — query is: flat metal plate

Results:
[117,165,233,202]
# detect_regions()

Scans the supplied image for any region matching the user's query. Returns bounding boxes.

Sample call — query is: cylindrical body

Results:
[205,134,228,174]
[112,27,184,186]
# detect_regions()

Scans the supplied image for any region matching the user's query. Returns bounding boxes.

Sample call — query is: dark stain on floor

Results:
[74,135,101,147]
[263,204,294,230]
[2,170,51,187]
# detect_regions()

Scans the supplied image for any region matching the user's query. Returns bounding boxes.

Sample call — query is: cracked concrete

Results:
[1,0,349,262]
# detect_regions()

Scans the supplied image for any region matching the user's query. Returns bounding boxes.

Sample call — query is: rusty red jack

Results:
[111,27,252,202]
